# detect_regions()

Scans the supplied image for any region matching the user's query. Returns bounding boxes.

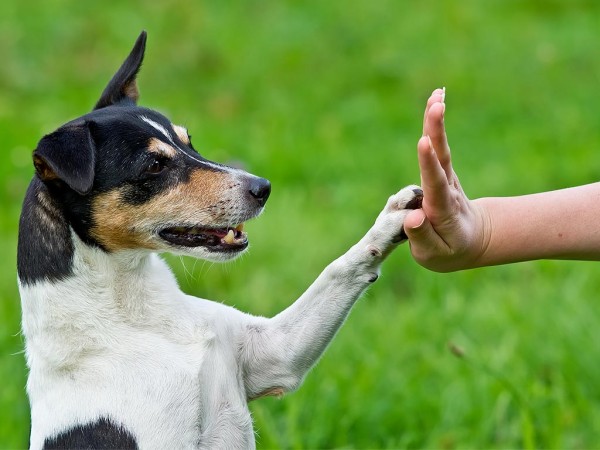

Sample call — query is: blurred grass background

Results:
[1,0,599,448]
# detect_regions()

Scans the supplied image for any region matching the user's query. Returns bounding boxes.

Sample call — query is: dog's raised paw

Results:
[384,185,423,213]
[370,185,423,249]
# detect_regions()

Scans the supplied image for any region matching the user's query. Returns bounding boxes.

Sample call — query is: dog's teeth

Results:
[223,229,236,244]
[235,223,244,232]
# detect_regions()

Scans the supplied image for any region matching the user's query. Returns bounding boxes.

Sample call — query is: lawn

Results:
[1,1,599,448]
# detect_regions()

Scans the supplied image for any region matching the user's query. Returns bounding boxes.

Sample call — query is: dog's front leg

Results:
[241,185,422,400]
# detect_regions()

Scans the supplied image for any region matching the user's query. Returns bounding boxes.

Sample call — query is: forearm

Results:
[475,182,600,266]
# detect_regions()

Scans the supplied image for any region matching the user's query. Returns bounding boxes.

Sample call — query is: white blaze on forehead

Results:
[139,115,241,175]
[140,116,174,143]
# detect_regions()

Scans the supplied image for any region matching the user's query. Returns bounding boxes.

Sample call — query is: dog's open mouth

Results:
[158,223,248,251]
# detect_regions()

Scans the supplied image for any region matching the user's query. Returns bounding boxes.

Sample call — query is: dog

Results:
[17,31,423,449]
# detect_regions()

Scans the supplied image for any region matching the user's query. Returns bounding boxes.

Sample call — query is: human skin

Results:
[403,88,600,272]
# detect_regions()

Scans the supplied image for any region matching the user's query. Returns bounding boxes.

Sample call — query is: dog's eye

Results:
[146,158,166,175]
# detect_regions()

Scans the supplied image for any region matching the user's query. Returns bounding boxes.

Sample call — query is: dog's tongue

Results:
[202,228,228,238]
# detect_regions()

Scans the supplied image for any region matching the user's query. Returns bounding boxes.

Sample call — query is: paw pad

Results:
[386,185,423,212]
[367,245,382,257]
[367,274,379,283]
[405,188,423,210]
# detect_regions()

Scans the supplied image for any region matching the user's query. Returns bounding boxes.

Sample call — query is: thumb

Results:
[404,209,448,256]
[404,208,426,231]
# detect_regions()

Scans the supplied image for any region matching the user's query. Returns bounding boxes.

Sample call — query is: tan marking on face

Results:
[147,137,177,158]
[172,124,190,145]
[90,189,160,251]
[90,168,234,252]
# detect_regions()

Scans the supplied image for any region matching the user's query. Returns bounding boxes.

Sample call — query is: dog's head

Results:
[32,32,270,262]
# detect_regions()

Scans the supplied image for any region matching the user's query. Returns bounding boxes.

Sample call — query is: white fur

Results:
[140,116,174,143]
[20,185,420,449]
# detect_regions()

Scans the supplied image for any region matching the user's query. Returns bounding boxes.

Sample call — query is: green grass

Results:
[1,0,600,448]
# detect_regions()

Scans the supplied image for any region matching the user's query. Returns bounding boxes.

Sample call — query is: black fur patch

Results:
[86,108,204,206]
[34,122,96,195]
[95,31,146,110]
[17,178,74,286]
[43,417,138,450]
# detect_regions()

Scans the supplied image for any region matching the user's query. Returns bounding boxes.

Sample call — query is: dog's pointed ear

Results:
[94,31,147,110]
[33,122,96,195]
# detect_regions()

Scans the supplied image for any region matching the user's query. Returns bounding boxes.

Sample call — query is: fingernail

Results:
[441,86,446,102]
[412,215,426,230]
[427,135,434,153]
[441,102,446,120]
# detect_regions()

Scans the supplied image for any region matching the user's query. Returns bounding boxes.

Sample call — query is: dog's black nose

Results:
[249,177,271,206]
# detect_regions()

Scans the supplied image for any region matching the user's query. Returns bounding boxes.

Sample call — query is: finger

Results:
[422,89,445,135]
[422,88,446,135]
[425,102,453,180]
[404,209,450,257]
[417,136,454,218]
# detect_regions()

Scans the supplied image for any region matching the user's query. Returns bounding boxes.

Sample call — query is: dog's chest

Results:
[22,275,255,449]
[27,323,253,448]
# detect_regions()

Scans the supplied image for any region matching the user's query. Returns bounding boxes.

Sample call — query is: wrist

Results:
[468,198,494,269]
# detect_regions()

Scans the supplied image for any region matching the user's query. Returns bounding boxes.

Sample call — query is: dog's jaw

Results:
[155,217,262,262]
[159,223,248,252]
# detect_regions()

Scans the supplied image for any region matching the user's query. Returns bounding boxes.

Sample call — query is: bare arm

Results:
[404,88,600,271]
[475,185,600,265]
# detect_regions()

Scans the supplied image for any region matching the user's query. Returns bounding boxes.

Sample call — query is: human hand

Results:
[403,89,490,272]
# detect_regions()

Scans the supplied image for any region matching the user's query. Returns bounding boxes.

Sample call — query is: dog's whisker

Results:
[191,258,200,281]
[179,256,192,285]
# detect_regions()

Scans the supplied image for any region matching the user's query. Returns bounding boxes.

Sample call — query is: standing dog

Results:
[18,32,422,449]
